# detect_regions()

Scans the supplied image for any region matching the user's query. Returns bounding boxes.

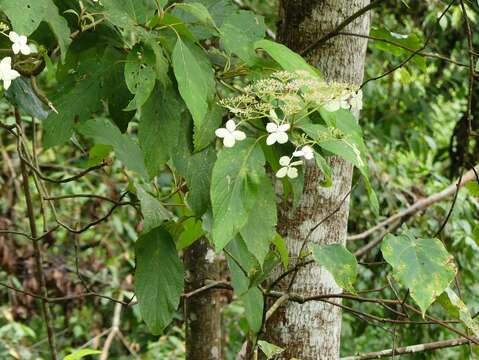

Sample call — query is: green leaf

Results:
[311,244,358,292]
[64,349,101,360]
[220,10,265,63]
[314,151,332,187]
[4,77,50,120]
[381,230,457,315]
[465,181,479,196]
[78,118,148,178]
[177,217,204,250]
[271,233,288,270]
[226,237,264,333]
[211,139,266,251]
[124,44,156,111]
[102,0,156,29]
[174,3,218,31]
[255,39,318,76]
[135,181,172,233]
[135,227,184,335]
[258,340,284,359]
[0,0,71,60]
[193,102,224,152]
[437,287,479,337]
[139,84,183,178]
[172,37,215,131]
[240,176,277,266]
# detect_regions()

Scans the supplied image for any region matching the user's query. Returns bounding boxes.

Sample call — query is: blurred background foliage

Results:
[1,0,479,359]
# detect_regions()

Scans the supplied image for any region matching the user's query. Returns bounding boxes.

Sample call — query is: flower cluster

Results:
[217,71,363,179]
[0,32,36,90]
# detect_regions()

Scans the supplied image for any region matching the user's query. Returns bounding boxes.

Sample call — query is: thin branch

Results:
[341,337,475,360]
[348,165,478,241]
[300,0,386,56]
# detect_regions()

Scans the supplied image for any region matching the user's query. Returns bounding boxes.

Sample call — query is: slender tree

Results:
[265,2,371,359]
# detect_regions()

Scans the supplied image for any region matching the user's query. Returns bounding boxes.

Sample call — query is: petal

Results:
[9,70,20,80]
[287,167,298,179]
[233,130,246,141]
[279,156,290,166]
[266,122,278,133]
[19,35,28,45]
[266,133,277,145]
[276,167,288,178]
[215,128,229,138]
[226,119,236,132]
[276,132,289,144]
[8,32,19,43]
[324,100,340,112]
[304,152,314,160]
[290,160,303,166]
[3,79,11,90]
[12,43,20,54]
[278,123,290,132]
[292,150,304,157]
[0,57,11,68]
[20,44,31,55]
[223,134,235,148]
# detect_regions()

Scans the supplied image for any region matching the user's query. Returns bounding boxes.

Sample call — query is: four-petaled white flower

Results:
[9,32,31,55]
[0,57,20,90]
[266,122,290,145]
[276,156,302,179]
[215,119,246,148]
[293,145,314,160]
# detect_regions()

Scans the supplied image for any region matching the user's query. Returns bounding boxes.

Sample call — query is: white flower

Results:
[205,249,215,264]
[276,156,302,179]
[0,57,20,90]
[349,90,363,111]
[324,91,350,112]
[266,122,290,145]
[215,119,246,148]
[293,145,314,160]
[9,32,31,55]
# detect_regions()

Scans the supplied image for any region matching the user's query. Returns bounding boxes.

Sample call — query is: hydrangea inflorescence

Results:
[217,70,363,178]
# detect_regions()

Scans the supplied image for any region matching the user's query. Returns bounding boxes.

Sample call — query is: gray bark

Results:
[264,2,370,359]
[184,238,222,360]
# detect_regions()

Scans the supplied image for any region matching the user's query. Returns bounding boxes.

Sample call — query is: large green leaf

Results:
[255,39,318,76]
[78,118,148,178]
[172,37,215,131]
[4,77,50,120]
[139,85,184,178]
[211,138,266,251]
[240,176,277,266]
[135,227,184,335]
[220,10,265,63]
[226,237,264,333]
[381,230,457,315]
[102,0,156,29]
[311,244,358,292]
[193,102,223,152]
[134,181,172,233]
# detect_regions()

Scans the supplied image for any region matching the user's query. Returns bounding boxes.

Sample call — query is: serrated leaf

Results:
[174,2,218,30]
[135,181,172,233]
[240,176,277,266]
[437,287,479,337]
[226,236,263,333]
[211,139,266,251]
[102,0,156,29]
[381,230,457,315]
[255,39,318,76]
[220,10,265,63]
[311,244,358,292]
[135,227,184,335]
[78,118,148,178]
[258,340,284,359]
[172,37,215,131]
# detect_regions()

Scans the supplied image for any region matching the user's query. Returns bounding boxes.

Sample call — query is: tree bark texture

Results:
[265,2,370,359]
[184,238,222,360]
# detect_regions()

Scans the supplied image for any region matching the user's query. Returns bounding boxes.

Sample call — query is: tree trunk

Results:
[265,2,370,359]
[184,238,222,360]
